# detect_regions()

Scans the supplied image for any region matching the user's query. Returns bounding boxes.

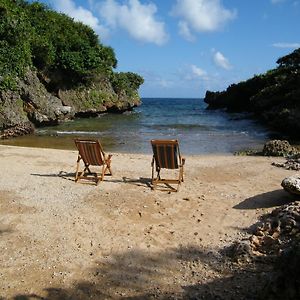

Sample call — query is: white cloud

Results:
[213,51,232,70]
[272,42,300,48]
[50,0,109,39]
[178,21,195,42]
[98,0,168,45]
[191,65,207,78]
[171,0,236,40]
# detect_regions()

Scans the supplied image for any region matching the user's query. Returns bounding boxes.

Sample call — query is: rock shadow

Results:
[233,189,296,210]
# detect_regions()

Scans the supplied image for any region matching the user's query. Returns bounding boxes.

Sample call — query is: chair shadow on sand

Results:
[31,171,76,182]
[121,177,152,189]
[31,172,153,189]
[122,176,179,192]
[233,189,297,210]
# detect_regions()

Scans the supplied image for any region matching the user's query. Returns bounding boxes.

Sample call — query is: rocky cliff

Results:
[0,0,143,138]
[0,69,141,138]
[204,48,300,139]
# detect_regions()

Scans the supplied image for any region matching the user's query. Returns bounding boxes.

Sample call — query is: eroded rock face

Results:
[0,70,75,134]
[262,140,299,157]
[0,70,141,138]
[282,176,300,196]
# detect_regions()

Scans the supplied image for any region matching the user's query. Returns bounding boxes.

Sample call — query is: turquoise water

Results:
[1,98,270,154]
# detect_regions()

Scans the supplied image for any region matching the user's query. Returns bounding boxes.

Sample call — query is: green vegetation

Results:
[0,0,143,94]
[111,72,144,96]
[204,48,300,138]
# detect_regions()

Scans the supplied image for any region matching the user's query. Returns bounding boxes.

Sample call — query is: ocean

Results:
[1,98,269,154]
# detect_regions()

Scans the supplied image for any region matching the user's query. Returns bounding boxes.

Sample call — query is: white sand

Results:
[0,145,296,298]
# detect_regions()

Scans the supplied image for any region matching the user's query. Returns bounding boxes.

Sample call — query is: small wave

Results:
[148,123,211,130]
[37,130,103,136]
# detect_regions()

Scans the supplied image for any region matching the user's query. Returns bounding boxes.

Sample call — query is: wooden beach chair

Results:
[74,139,112,185]
[151,139,185,192]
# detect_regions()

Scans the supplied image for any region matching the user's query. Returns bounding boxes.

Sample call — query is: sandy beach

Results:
[0,144,296,299]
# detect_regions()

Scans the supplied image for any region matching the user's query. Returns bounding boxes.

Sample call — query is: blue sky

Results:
[30,0,300,98]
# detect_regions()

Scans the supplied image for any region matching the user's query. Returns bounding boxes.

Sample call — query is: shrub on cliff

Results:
[0,0,142,94]
[0,0,32,89]
[111,72,144,96]
[204,48,300,138]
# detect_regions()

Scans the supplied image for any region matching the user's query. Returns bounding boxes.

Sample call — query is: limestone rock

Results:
[229,201,300,262]
[272,157,300,171]
[282,176,300,195]
[262,140,298,157]
[0,69,141,138]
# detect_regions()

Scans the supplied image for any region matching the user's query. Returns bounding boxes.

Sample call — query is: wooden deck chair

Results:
[74,139,112,185]
[151,139,185,192]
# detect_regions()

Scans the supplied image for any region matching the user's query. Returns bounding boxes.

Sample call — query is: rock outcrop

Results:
[204,48,300,139]
[262,140,299,157]
[272,156,300,171]
[282,176,300,196]
[0,0,143,139]
[0,70,141,139]
[227,201,300,299]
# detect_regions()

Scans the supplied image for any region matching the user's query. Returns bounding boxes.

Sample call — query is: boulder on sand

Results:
[281,175,300,196]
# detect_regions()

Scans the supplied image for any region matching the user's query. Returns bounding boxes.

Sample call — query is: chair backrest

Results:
[151,139,181,169]
[74,139,105,166]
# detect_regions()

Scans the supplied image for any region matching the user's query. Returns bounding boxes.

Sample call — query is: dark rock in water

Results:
[262,140,298,157]
[281,176,300,196]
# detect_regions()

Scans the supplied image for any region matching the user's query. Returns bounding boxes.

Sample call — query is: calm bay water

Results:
[1,98,270,154]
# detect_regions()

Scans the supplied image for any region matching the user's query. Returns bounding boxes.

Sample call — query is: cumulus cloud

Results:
[98,0,168,45]
[213,51,232,70]
[50,0,109,39]
[171,0,236,41]
[272,42,300,48]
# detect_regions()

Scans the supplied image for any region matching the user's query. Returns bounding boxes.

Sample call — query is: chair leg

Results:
[102,155,112,176]
[75,160,81,182]
[104,164,112,176]
[181,166,184,182]
[100,165,106,183]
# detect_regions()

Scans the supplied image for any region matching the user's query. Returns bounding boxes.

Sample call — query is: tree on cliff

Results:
[0,0,144,137]
[0,0,143,94]
[277,48,300,70]
[204,48,300,138]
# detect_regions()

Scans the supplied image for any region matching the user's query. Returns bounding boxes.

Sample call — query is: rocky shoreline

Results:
[0,70,141,139]
[204,48,300,140]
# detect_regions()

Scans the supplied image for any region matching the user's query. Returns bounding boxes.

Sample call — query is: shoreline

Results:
[0,145,296,298]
